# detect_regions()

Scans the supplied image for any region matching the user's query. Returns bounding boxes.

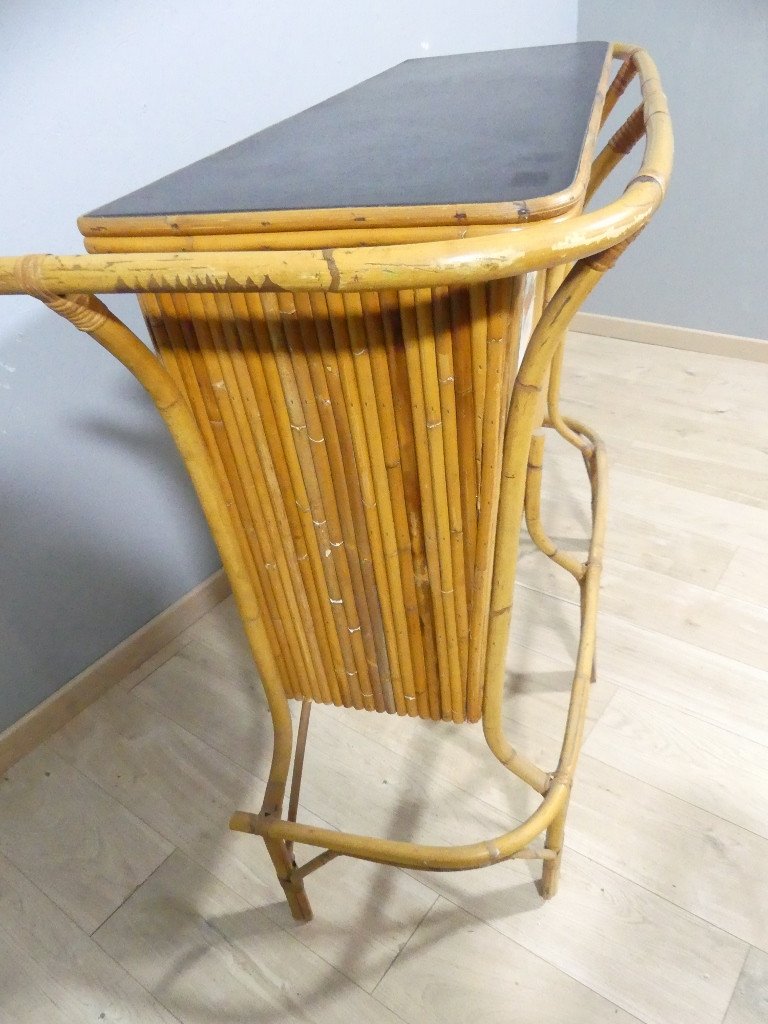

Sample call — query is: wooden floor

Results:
[2,332,767,1023]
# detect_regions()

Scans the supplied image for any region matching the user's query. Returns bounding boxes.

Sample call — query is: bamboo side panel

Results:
[141,281,526,723]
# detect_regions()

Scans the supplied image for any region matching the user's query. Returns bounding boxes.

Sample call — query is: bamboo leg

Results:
[286,700,312,857]
[267,700,313,921]
[581,448,599,685]
[540,791,569,899]
[263,836,314,922]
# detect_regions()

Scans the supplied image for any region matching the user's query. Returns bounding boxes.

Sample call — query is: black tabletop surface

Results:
[86,41,610,219]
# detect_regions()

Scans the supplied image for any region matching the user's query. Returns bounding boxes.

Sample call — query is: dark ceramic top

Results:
[86,41,610,219]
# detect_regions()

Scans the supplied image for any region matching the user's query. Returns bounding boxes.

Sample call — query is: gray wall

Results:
[578,0,767,339]
[0,0,577,732]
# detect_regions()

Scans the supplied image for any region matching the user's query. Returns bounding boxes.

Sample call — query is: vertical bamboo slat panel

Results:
[143,280,525,723]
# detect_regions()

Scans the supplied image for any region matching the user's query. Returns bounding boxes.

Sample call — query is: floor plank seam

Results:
[513,590,768,735]
[719,944,752,1024]
[90,847,176,938]
[520,553,768,620]
[434,889,650,1024]
[587,683,768,752]
[559,833,759,956]
[369,888,441,996]
[572,750,768,862]
[583,677,768,756]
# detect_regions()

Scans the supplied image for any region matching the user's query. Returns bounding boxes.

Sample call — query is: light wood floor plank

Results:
[584,690,768,842]
[50,687,439,993]
[0,745,172,935]
[374,896,644,1024]
[508,584,768,749]
[430,855,745,1024]
[93,849,409,1024]
[565,757,768,954]
[724,948,768,1024]
[717,546,768,608]
[599,468,768,555]
[0,851,178,1023]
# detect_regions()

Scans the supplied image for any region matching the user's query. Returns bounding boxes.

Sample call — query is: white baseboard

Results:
[572,312,768,363]
[0,568,231,774]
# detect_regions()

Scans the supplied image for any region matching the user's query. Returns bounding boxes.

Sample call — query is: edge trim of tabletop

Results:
[78,47,613,241]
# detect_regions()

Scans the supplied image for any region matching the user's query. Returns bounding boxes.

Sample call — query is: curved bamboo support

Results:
[586,104,646,205]
[230,781,569,872]
[0,43,671,919]
[19,287,310,917]
[600,55,637,126]
[524,431,586,583]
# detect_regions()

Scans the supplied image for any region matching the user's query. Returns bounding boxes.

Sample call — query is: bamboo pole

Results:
[83,222,528,253]
[315,291,407,715]
[276,291,382,710]
[229,782,569,871]
[379,290,442,720]
[399,289,455,720]
[482,259,610,784]
[208,291,335,701]
[244,292,347,706]
[448,286,478,606]
[432,286,470,690]
[360,290,432,719]
[469,283,488,489]
[466,279,516,722]
[294,291,394,712]
[586,104,646,205]
[414,288,464,720]
[600,55,637,126]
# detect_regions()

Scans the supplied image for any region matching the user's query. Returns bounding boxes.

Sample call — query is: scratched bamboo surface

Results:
[142,281,526,723]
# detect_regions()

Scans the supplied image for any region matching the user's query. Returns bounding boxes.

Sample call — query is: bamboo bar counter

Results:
[0,41,672,922]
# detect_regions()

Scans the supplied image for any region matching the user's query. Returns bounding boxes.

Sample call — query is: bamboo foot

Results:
[540,792,567,899]
[280,875,314,922]
[264,836,314,923]
[540,851,562,899]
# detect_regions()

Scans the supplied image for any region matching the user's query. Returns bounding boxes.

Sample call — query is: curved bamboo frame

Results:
[0,43,671,921]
